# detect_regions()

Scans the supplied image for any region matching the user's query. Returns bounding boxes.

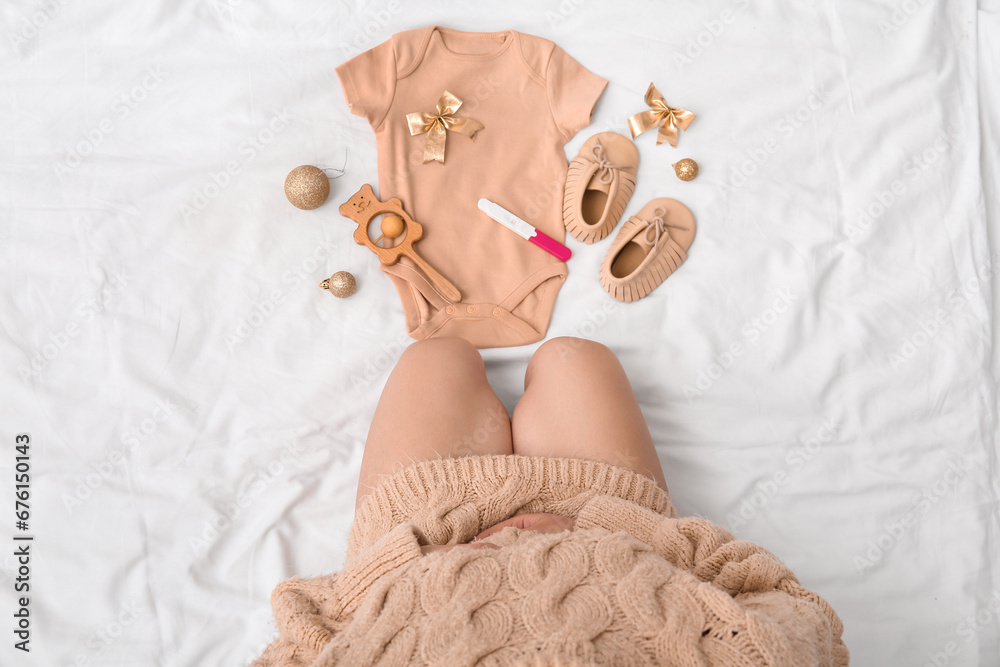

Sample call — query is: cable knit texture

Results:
[252,455,848,666]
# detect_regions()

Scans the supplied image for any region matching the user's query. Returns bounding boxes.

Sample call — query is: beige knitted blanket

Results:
[253,455,848,666]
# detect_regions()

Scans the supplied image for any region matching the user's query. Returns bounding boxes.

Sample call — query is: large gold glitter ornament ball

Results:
[319,271,356,298]
[672,158,699,181]
[284,165,330,209]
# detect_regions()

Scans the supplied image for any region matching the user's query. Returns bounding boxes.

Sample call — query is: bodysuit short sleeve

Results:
[335,38,397,128]
[545,45,608,140]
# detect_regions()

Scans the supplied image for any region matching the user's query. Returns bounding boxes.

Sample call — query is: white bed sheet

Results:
[1,0,998,665]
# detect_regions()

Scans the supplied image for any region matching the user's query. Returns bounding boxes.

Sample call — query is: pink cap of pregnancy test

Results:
[530,229,572,261]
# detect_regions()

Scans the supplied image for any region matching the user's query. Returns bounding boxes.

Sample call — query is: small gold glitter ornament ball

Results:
[284,165,330,209]
[672,158,699,181]
[320,271,357,298]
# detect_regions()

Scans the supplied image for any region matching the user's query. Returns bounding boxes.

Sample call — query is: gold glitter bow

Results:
[406,91,484,164]
[627,83,696,148]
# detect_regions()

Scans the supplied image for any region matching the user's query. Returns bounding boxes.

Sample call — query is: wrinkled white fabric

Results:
[0,0,996,665]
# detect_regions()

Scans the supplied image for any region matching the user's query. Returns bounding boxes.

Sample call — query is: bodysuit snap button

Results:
[467,305,476,314]
[446,305,456,314]
[492,308,502,317]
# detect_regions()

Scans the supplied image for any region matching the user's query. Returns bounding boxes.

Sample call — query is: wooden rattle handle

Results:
[403,249,462,303]
[339,184,462,303]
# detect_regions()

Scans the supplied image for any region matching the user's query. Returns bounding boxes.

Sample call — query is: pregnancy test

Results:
[477,199,572,262]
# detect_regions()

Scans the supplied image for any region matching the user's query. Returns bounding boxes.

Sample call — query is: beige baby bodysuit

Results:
[336,25,607,347]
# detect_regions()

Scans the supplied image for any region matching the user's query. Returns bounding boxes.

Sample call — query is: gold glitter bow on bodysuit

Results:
[406,91,485,164]
[627,83,696,148]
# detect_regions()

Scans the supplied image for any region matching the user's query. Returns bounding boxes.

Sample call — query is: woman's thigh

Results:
[356,337,512,508]
[510,337,668,492]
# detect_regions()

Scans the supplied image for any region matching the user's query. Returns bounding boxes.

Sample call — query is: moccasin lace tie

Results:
[643,207,689,247]
[590,139,635,184]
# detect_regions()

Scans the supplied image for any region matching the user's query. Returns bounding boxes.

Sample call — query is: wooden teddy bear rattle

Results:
[339,184,462,303]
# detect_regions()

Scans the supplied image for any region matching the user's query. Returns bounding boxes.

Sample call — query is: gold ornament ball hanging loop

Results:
[320,271,357,297]
[284,151,349,209]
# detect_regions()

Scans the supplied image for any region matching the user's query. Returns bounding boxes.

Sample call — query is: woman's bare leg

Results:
[355,337,512,509]
[510,336,668,491]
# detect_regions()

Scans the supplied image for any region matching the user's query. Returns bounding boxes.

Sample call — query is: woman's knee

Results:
[525,337,617,384]
[397,337,483,376]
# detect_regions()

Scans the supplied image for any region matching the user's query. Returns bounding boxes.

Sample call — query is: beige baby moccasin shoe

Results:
[563,132,639,244]
[600,198,696,302]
